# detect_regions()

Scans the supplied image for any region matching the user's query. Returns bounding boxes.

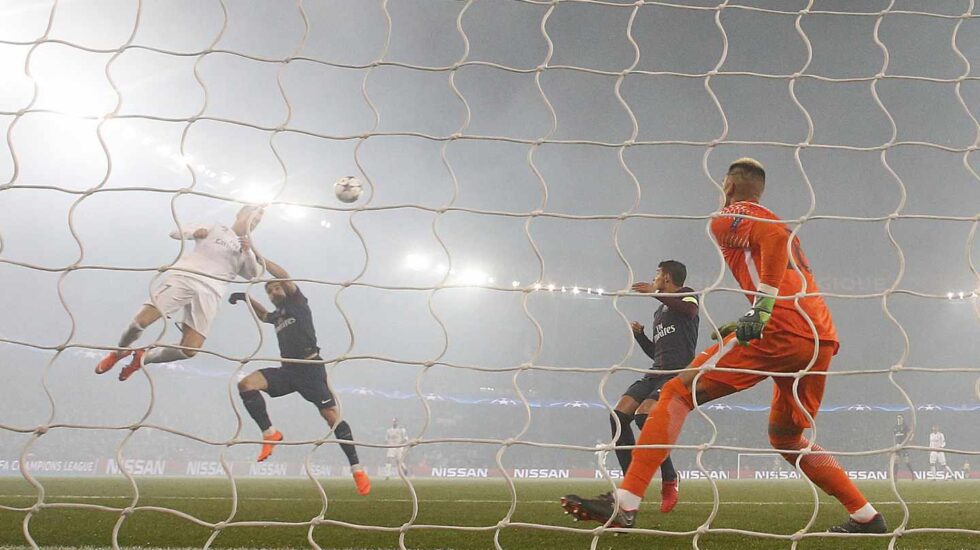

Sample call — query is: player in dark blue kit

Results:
[230,257,371,496]
[609,260,699,513]
[892,414,916,480]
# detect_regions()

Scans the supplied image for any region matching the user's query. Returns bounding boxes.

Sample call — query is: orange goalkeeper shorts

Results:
[689,331,835,429]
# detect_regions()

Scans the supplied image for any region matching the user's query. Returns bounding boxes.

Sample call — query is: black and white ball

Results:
[334,176,362,203]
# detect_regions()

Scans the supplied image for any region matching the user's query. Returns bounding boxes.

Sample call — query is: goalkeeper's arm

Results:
[733,222,790,344]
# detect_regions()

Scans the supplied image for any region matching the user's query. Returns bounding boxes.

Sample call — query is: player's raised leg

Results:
[562,339,732,526]
[95,304,161,374]
[118,318,206,382]
[238,370,283,462]
[635,394,679,513]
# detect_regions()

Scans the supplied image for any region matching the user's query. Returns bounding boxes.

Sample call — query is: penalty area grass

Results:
[0,477,978,549]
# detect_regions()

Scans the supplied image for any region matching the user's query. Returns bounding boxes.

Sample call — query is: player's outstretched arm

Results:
[236,235,262,280]
[229,292,271,322]
[260,258,299,296]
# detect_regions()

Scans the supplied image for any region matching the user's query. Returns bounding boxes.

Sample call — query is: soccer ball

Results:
[334,176,362,203]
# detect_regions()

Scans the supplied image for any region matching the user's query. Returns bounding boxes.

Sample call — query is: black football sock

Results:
[661,455,678,482]
[240,390,272,432]
[634,413,648,430]
[611,410,635,472]
[333,420,360,467]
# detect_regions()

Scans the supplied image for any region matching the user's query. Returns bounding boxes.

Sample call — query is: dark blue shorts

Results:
[261,358,334,409]
[623,372,678,403]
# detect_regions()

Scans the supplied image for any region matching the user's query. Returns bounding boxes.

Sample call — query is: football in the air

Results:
[334,176,362,203]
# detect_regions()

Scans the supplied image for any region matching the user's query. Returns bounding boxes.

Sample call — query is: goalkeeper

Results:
[562,158,886,534]
[229,255,370,496]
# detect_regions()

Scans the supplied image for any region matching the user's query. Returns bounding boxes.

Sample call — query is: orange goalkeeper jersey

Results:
[710,200,838,348]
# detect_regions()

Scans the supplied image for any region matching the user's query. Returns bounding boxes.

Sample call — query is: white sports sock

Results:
[615,488,642,511]
[262,427,278,437]
[118,321,145,348]
[850,502,878,523]
[143,347,190,365]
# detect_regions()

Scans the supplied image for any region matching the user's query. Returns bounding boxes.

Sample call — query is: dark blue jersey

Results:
[635,287,700,371]
[264,288,319,360]
[894,423,909,445]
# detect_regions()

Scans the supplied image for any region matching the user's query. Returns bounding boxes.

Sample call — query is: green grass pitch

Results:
[1,477,978,549]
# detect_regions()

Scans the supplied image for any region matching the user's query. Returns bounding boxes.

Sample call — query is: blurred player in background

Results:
[385,418,408,480]
[562,158,887,534]
[929,424,955,480]
[95,205,263,381]
[891,414,916,479]
[608,260,699,513]
[230,256,370,496]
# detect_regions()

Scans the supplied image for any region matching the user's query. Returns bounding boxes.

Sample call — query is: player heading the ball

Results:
[95,205,264,381]
[561,158,887,534]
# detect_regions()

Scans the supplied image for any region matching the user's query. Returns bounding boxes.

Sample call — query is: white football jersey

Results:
[929,432,945,449]
[386,427,407,445]
[169,224,260,295]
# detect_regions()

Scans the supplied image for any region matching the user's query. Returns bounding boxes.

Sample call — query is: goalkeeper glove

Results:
[711,321,738,341]
[735,293,776,345]
[228,292,247,305]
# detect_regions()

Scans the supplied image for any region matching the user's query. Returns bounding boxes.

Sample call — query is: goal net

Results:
[1,0,978,548]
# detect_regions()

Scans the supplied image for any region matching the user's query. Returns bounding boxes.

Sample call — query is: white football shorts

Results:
[146,275,221,337]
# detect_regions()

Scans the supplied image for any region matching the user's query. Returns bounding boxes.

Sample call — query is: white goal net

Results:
[0,0,978,549]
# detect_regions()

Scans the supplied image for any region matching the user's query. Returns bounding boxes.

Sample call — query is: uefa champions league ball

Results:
[334,176,362,203]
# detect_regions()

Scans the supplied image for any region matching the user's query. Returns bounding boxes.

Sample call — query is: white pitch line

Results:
[1,495,977,505]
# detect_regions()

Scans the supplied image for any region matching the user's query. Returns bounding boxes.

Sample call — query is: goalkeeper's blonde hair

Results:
[727,157,766,196]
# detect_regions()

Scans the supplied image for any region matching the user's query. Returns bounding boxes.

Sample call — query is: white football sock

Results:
[850,502,878,523]
[262,427,278,437]
[615,488,642,511]
[118,321,145,348]
[143,347,190,365]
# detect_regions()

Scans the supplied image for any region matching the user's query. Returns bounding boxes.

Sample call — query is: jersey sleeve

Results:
[237,248,261,280]
[748,219,790,293]
[169,224,208,240]
[634,329,656,360]
[712,208,790,295]
[653,289,699,319]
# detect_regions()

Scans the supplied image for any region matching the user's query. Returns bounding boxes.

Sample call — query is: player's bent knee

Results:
[768,424,805,460]
[182,349,199,358]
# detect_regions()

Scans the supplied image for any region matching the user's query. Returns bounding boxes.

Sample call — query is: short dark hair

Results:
[658,260,687,286]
